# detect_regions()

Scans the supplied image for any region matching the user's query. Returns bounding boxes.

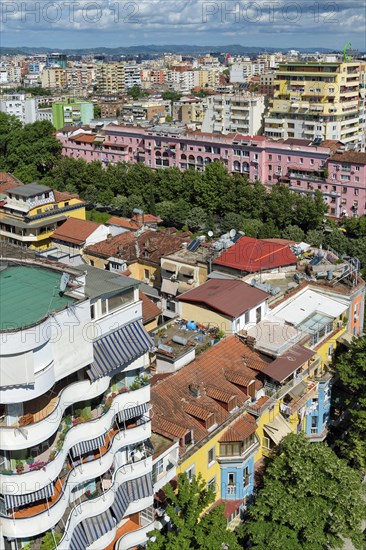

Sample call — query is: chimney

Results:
[188,384,200,398]
[106,233,113,242]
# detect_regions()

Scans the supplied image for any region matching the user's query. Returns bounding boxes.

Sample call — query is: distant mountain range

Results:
[1,44,344,56]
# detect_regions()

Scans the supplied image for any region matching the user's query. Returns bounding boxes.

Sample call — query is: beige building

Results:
[96,63,126,94]
[41,67,67,90]
[265,61,363,149]
[202,93,266,135]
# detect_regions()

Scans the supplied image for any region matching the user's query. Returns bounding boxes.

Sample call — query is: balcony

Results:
[1,384,150,490]
[263,358,321,402]
[115,520,155,550]
[1,447,153,540]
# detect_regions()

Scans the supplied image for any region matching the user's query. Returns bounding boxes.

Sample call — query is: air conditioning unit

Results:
[187,278,194,285]
[143,278,150,284]
[150,274,155,281]
[337,320,343,328]
[171,274,177,281]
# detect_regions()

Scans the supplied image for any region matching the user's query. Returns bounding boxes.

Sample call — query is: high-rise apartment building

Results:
[202,93,266,135]
[0,259,154,550]
[41,67,67,90]
[95,63,126,94]
[265,61,363,149]
[52,99,94,130]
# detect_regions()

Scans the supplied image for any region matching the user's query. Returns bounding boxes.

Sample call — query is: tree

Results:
[324,230,349,256]
[242,434,366,550]
[186,206,207,231]
[147,473,240,550]
[306,229,324,247]
[281,225,305,242]
[162,91,182,102]
[94,105,101,119]
[127,86,148,100]
[334,337,366,471]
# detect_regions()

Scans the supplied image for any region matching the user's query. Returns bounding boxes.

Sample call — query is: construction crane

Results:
[343,42,353,62]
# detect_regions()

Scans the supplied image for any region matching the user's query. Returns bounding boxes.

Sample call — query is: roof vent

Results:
[188,384,200,398]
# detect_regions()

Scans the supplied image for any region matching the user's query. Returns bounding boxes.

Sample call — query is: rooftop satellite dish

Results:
[208,230,213,238]
[229,229,236,239]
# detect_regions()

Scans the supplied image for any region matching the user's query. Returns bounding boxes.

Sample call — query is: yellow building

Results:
[95,63,126,94]
[265,60,362,148]
[0,182,85,249]
[40,67,67,90]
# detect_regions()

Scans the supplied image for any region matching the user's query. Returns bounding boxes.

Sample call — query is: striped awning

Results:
[127,473,153,502]
[111,485,130,522]
[69,522,89,550]
[4,483,54,510]
[71,434,105,458]
[87,320,154,381]
[117,403,148,423]
[83,509,116,545]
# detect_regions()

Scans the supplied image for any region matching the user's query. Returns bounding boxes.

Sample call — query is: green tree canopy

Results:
[147,473,240,550]
[333,337,366,471]
[242,433,366,550]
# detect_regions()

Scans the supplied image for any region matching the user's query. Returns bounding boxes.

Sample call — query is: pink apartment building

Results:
[57,125,366,218]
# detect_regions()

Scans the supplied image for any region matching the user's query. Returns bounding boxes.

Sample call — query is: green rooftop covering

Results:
[0,264,76,330]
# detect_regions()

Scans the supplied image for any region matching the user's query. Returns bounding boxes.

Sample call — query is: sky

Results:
[1,0,365,50]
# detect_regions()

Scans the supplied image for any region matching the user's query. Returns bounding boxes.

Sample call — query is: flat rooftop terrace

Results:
[0,263,76,330]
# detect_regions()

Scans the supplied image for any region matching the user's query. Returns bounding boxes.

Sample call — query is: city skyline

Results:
[1,0,366,50]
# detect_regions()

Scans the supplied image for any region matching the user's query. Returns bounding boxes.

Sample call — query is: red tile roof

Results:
[0,172,22,194]
[53,190,83,203]
[213,236,298,273]
[69,133,96,144]
[219,415,257,442]
[261,345,315,383]
[330,151,366,165]
[177,278,269,318]
[151,336,265,450]
[183,403,213,421]
[224,370,255,388]
[205,386,234,404]
[139,291,161,324]
[209,499,243,519]
[52,217,101,245]
[107,217,140,230]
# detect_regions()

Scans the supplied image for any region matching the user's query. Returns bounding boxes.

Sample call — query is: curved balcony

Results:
[1,452,152,540]
[1,384,150,493]
[0,376,110,451]
[115,521,155,550]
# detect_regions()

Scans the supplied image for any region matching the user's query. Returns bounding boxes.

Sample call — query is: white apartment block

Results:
[202,93,266,135]
[0,260,155,550]
[0,93,37,124]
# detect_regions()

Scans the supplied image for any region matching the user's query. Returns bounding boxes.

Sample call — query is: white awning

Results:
[264,414,292,446]
[161,279,179,296]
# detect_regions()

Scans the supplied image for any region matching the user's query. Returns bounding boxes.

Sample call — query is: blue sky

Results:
[1,0,365,50]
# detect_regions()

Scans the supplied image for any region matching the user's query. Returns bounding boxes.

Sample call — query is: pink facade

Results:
[57,126,366,218]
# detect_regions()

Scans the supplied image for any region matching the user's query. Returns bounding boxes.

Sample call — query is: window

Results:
[243,466,250,487]
[144,269,149,279]
[89,259,94,267]
[269,154,272,160]
[220,443,241,456]
[354,189,358,196]
[244,310,250,324]
[155,458,164,476]
[300,158,303,164]
[101,299,107,315]
[208,446,215,466]
[207,476,216,494]
[262,436,270,449]
[185,464,195,481]
[342,187,347,193]
[256,306,262,324]
[90,305,95,320]
[227,472,236,494]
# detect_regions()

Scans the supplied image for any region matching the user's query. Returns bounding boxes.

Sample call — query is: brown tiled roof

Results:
[177,278,269,318]
[107,216,140,230]
[219,415,257,442]
[0,172,22,194]
[139,291,161,324]
[151,336,265,449]
[205,386,234,404]
[86,229,189,265]
[53,190,83,202]
[330,151,366,165]
[52,217,101,245]
[224,370,255,388]
[69,133,96,144]
[183,403,213,421]
[154,417,188,439]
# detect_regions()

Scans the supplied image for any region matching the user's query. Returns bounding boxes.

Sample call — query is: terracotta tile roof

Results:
[261,344,315,383]
[224,370,255,388]
[330,151,366,165]
[209,499,243,519]
[107,216,140,230]
[177,278,269,318]
[151,336,265,449]
[0,172,22,194]
[86,229,189,265]
[219,415,257,442]
[205,386,234,404]
[69,133,96,144]
[53,190,83,202]
[139,291,161,324]
[52,217,101,245]
[154,417,188,439]
[213,236,298,273]
[183,403,213,421]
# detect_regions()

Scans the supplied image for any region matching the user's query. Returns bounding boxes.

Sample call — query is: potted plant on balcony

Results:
[15,460,24,473]
[26,456,34,465]
[118,386,128,394]
[49,450,56,461]
[1,468,13,475]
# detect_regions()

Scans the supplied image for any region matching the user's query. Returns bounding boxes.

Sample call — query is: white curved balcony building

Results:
[0,259,155,550]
